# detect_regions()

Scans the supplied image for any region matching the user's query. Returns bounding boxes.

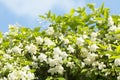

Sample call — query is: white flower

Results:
[32,55,37,61]
[92,61,99,67]
[48,65,64,75]
[108,25,117,31]
[88,44,99,51]
[38,53,47,62]
[22,65,30,71]
[108,16,114,26]
[44,37,55,47]
[53,47,62,55]
[87,53,98,61]
[83,35,88,39]
[84,58,92,65]
[91,32,97,38]
[55,65,64,74]
[59,34,64,41]
[7,65,34,80]
[48,67,57,75]
[6,49,12,54]
[12,46,22,54]
[67,45,75,53]
[60,52,68,59]
[26,44,37,54]
[114,58,120,66]
[53,47,68,59]
[66,62,75,69]
[98,62,106,70]
[81,62,85,68]
[81,48,88,57]
[18,43,23,48]
[3,63,14,70]
[76,37,84,46]
[81,48,88,53]
[117,75,120,80]
[3,54,12,59]
[26,71,35,80]
[46,27,54,35]
[35,36,43,44]
[84,53,98,65]
[63,38,69,44]
[48,57,62,67]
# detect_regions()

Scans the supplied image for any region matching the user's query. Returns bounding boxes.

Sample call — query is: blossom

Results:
[7,67,35,80]
[91,32,97,38]
[98,62,106,70]
[3,54,12,60]
[48,65,64,75]
[44,37,56,47]
[82,34,88,39]
[84,58,92,65]
[6,49,12,54]
[92,61,99,67]
[63,38,69,44]
[38,53,47,62]
[48,57,62,67]
[55,65,64,74]
[84,53,98,65]
[48,67,57,75]
[26,44,37,54]
[88,44,99,52]
[81,62,85,68]
[66,62,75,69]
[108,25,117,31]
[35,36,43,44]
[53,47,62,55]
[76,37,84,46]
[114,58,120,66]
[12,46,22,54]
[117,75,120,80]
[53,47,68,59]
[46,27,54,35]
[81,48,88,57]
[32,55,37,61]
[67,45,75,53]
[60,52,68,59]
[108,16,114,26]
[59,34,64,41]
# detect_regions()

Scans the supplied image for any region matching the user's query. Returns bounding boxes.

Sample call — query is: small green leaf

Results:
[56,77,65,80]
[70,8,75,16]
[87,3,95,11]
[33,27,40,32]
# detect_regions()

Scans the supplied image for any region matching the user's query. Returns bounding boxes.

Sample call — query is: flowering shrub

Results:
[0,4,120,80]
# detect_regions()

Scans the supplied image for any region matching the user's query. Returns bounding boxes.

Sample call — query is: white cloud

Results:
[0,0,85,18]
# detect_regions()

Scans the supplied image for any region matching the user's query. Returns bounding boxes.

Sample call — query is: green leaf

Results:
[111,55,120,59]
[33,27,40,32]
[116,45,120,53]
[87,3,95,11]
[47,10,51,18]
[56,77,65,80]
[70,8,75,16]
[0,32,3,38]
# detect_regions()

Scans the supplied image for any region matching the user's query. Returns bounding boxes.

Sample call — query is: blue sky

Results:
[0,0,120,32]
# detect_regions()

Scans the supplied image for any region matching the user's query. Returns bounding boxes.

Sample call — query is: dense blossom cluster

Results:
[0,5,120,80]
